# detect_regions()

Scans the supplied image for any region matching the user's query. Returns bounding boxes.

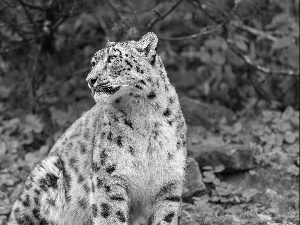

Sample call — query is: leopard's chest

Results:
[96,109,184,202]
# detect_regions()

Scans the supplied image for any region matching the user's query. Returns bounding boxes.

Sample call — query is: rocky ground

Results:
[0,95,299,225]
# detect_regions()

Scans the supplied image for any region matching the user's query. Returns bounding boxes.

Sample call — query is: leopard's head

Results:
[86,32,158,103]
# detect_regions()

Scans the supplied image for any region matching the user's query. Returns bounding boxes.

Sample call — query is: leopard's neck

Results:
[111,55,174,120]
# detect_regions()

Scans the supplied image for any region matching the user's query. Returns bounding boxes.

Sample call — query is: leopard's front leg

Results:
[148,182,183,225]
[91,173,130,225]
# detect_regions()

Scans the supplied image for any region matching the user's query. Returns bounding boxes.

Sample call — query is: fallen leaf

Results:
[23,114,44,133]
[284,131,298,144]
[214,165,225,173]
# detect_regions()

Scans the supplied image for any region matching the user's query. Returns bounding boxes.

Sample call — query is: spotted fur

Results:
[8,32,186,225]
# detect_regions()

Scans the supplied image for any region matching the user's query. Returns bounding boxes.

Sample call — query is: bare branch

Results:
[147,0,183,30]
[192,0,224,23]
[231,21,278,42]
[158,23,225,41]
[227,39,299,77]
[118,1,160,15]
[17,0,47,10]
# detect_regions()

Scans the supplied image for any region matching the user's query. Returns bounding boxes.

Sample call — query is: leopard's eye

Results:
[108,55,117,63]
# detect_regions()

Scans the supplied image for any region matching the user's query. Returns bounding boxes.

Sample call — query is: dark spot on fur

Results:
[110,195,126,201]
[164,212,175,223]
[165,84,169,91]
[54,157,65,171]
[97,177,104,188]
[16,215,34,225]
[40,178,48,192]
[168,120,173,126]
[80,142,86,154]
[104,185,111,192]
[101,203,111,218]
[93,162,101,172]
[78,198,87,209]
[66,142,73,150]
[65,194,71,202]
[165,196,181,202]
[135,84,143,90]
[64,172,71,202]
[46,173,58,189]
[150,55,156,65]
[147,91,156,99]
[136,66,144,74]
[34,197,39,205]
[155,182,177,201]
[111,114,118,122]
[84,130,90,140]
[14,208,20,215]
[33,208,40,219]
[128,146,134,155]
[100,150,108,165]
[83,183,90,193]
[124,118,133,129]
[148,214,155,225]
[22,194,30,207]
[34,189,41,195]
[116,210,126,223]
[78,175,84,183]
[168,153,174,160]
[163,108,171,117]
[116,136,122,147]
[25,183,33,190]
[47,198,55,206]
[92,204,98,217]
[106,164,116,174]
[140,80,146,85]
[115,97,121,104]
[125,60,132,67]
[40,218,49,225]
[69,157,78,171]
[107,131,113,141]
[169,97,174,104]
[176,142,180,149]
[153,130,159,139]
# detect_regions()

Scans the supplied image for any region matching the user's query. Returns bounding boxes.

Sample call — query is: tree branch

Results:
[147,0,183,30]
[231,21,278,42]
[227,39,299,77]
[157,23,225,41]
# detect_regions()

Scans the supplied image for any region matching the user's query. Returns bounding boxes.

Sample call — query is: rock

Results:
[188,144,256,172]
[183,157,206,198]
[213,215,242,225]
[179,95,235,129]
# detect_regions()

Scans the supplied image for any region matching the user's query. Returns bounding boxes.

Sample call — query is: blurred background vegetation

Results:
[0,0,299,145]
[1,0,299,114]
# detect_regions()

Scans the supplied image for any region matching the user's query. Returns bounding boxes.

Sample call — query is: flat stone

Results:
[214,215,242,225]
[188,144,256,172]
[183,157,206,198]
[179,95,235,129]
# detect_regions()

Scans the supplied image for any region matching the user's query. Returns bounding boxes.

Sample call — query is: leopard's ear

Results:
[135,32,158,61]
[106,41,116,48]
